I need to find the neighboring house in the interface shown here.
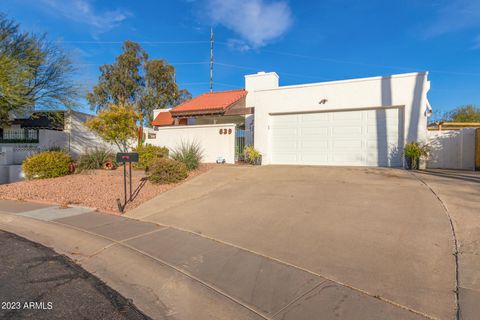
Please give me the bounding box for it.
[0,110,118,184]
[146,71,432,167]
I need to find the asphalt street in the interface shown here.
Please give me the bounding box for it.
[0,230,149,320]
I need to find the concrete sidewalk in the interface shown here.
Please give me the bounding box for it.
[413,170,480,320]
[0,200,425,320]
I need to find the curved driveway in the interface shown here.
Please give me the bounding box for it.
[128,166,457,319]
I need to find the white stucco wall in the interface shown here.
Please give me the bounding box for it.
[65,112,121,158]
[145,123,236,164]
[245,72,279,109]
[0,147,24,183]
[38,130,68,150]
[249,72,430,165]
[427,129,476,170]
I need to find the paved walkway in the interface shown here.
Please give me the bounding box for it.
[0,199,424,320]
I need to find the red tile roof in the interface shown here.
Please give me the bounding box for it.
[171,89,247,115]
[152,111,174,126]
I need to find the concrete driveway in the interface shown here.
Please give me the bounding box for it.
[128,166,459,320]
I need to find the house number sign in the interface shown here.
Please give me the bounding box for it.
[219,128,232,135]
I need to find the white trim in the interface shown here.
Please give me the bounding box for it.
[255,72,429,92]
[245,72,279,80]
[153,123,236,131]
[269,105,405,116]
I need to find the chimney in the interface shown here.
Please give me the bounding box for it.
[245,71,279,107]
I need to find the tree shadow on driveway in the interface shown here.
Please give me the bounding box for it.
[415,169,480,184]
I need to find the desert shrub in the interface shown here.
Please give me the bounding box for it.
[23,151,72,179]
[148,158,188,184]
[404,142,429,170]
[243,145,262,165]
[171,141,203,171]
[134,144,169,171]
[76,148,117,172]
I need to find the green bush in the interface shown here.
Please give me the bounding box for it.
[404,141,429,169]
[76,148,117,172]
[243,145,262,165]
[23,151,72,179]
[134,144,169,171]
[148,158,188,184]
[171,141,203,171]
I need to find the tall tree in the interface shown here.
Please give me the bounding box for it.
[87,41,147,110]
[0,14,79,126]
[87,41,191,125]
[446,105,480,122]
[140,59,192,124]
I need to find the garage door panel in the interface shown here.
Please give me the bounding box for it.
[299,113,329,122]
[332,140,362,149]
[333,112,363,120]
[272,115,298,125]
[270,108,403,167]
[300,153,329,163]
[332,153,364,163]
[300,127,329,136]
[272,140,297,151]
[332,126,362,136]
[299,140,328,149]
[271,127,298,137]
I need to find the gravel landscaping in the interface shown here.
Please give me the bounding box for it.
[0,164,215,214]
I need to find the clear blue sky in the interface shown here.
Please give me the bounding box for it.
[1,0,479,116]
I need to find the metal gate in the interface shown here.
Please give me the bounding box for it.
[235,128,245,162]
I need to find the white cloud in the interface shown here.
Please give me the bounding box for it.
[38,0,130,33]
[424,0,480,37]
[205,0,292,49]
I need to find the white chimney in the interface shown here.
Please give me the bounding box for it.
[245,71,279,107]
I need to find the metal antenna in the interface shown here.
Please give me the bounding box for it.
[210,28,214,93]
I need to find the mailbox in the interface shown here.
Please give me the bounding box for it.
[116,152,139,163]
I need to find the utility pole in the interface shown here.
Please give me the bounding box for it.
[210,28,214,93]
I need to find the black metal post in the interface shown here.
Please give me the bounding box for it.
[123,162,127,207]
[129,162,132,201]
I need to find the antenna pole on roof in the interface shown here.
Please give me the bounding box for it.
[210,28,214,93]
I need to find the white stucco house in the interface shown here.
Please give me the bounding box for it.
[146,71,432,167]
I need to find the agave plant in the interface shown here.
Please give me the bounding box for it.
[171,140,203,171]
[76,147,117,172]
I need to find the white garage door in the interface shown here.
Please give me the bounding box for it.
[270,108,403,166]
